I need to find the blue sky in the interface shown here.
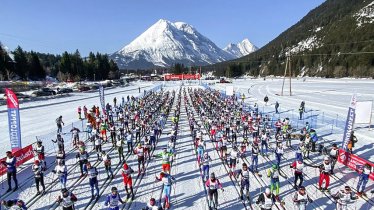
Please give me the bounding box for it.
[0,0,325,56]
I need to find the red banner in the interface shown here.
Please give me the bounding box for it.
[338,149,374,181]
[0,144,34,176]
[164,74,201,81]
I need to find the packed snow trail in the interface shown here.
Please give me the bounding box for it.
[166,90,207,210]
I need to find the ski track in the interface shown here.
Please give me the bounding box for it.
[170,96,207,210]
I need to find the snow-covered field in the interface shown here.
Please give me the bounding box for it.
[0,79,373,210]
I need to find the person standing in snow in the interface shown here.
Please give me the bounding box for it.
[52,134,65,153]
[333,186,358,210]
[267,164,280,200]
[1,151,18,192]
[293,186,313,210]
[141,198,160,210]
[121,161,135,201]
[76,149,89,177]
[275,101,279,114]
[104,187,125,210]
[200,152,212,181]
[86,162,99,199]
[52,160,68,189]
[234,163,251,201]
[154,148,173,174]
[56,116,65,133]
[1,199,27,210]
[356,163,372,197]
[251,142,260,173]
[83,105,88,119]
[34,140,46,170]
[116,136,125,162]
[156,172,176,209]
[32,160,46,195]
[329,143,339,173]
[312,156,332,192]
[56,188,77,210]
[256,188,276,210]
[77,106,82,120]
[102,151,114,179]
[205,172,224,210]
[290,159,304,189]
[133,143,146,175]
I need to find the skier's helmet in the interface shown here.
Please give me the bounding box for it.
[272,164,277,169]
[111,187,118,192]
[324,156,330,161]
[265,188,271,195]
[34,160,40,165]
[210,172,215,179]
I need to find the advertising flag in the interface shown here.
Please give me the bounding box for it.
[5,88,22,152]
[342,94,357,150]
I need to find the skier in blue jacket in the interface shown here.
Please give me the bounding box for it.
[104,187,125,210]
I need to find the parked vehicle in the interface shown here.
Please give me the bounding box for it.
[78,85,90,92]
[57,88,73,94]
[32,88,56,96]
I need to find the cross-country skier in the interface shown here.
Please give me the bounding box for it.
[329,143,338,174]
[274,143,284,167]
[102,151,114,179]
[1,199,27,210]
[56,116,64,133]
[76,149,89,177]
[333,186,358,210]
[32,160,46,195]
[104,187,125,210]
[205,172,224,210]
[200,152,212,181]
[154,148,173,174]
[256,188,276,210]
[141,198,160,210]
[290,159,304,189]
[267,164,280,199]
[116,136,125,162]
[156,171,176,209]
[313,156,332,192]
[77,106,82,119]
[52,160,68,189]
[57,188,77,210]
[70,127,81,147]
[134,143,145,175]
[121,161,135,201]
[126,132,133,154]
[86,162,99,199]
[293,186,313,210]
[229,146,240,176]
[251,142,260,173]
[1,151,18,192]
[52,133,65,152]
[234,163,251,202]
[356,163,372,197]
[34,140,46,170]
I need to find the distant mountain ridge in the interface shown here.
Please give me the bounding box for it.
[223,39,258,57]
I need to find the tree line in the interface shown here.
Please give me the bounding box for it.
[0,44,119,81]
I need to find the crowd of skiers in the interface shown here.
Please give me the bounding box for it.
[181,87,371,210]
[1,88,180,210]
[1,84,372,210]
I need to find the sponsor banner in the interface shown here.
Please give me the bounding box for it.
[0,144,34,176]
[99,85,106,115]
[5,88,22,152]
[341,94,357,150]
[355,101,373,124]
[164,74,200,80]
[338,149,374,181]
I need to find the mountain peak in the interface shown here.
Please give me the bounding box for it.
[223,38,258,58]
[111,19,234,69]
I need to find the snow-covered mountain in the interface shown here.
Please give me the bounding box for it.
[223,39,258,58]
[111,19,235,69]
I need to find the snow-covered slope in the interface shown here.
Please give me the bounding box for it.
[223,38,258,58]
[111,19,235,69]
